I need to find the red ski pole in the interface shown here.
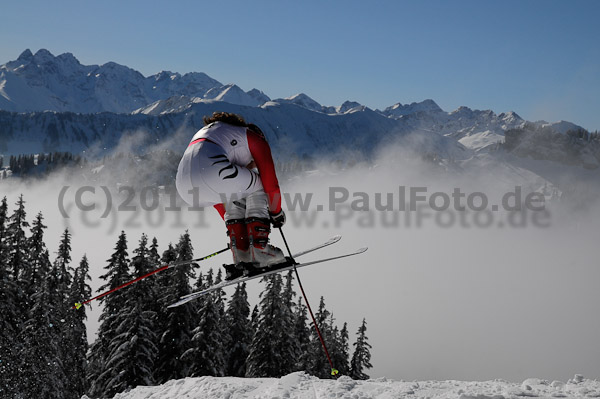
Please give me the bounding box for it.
[71,246,229,310]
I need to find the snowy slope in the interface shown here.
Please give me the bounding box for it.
[536,120,584,134]
[202,84,265,107]
[274,93,327,113]
[381,99,444,117]
[83,372,600,399]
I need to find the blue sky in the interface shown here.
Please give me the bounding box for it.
[1,0,599,130]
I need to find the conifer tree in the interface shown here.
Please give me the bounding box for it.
[349,318,373,380]
[148,237,161,272]
[2,195,30,392]
[279,271,300,374]
[293,297,311,372]
[146,237,162,321]
[224,282,252,377]
[154,234,197,383]
[184,268,226,377]
[250,304,259,332]
[0,196,8,243]
[19,211,69,397]
[87,231,131,398]
[6,194,30,282]
[21,276,67,398]
[100,234,158,396]
[214,268,227,317]
[0,199,21,397]
[213,268,231,362]
[54,228,74,291]
[246,273,296,377]
[334,322,350,375]
[25,212,52,297]
[325,317,350,377]
[65,255,92,398]
[307,296,334,378]
[52,228,75,396]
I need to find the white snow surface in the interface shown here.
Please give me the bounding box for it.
[458,130,505,150]
[82,372,600,399]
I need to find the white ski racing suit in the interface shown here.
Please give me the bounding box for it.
[176,121,282,221]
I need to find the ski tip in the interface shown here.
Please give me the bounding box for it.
[167,301,184,309]
[72,302,82,310]
[330,234,342,242]
[357,247,368,254]
[167,295,196,309]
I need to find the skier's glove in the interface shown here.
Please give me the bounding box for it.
[270,210,286,228]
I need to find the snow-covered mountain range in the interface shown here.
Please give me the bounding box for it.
[0,49,221,114]
[0,49,595,170]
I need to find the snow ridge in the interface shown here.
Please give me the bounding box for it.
[84,372,600,399]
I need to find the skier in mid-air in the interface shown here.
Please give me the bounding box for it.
[73,112,365,310]
[176,112,287,280]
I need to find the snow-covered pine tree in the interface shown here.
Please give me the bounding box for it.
[326,318,350,377]
[54,228,74,291]
[224,282,252,377]
[6,194,30,283]
[20,274,68,398]
[183,268,226,377]
[24,212,52,298]
[147,237,162,300]
[65,254,92,398]
[246,273,296,377]
[0,196,8,252]
[279,271,300,375]
[246,274,281,377]
[148,237,161,266]
[149,236,160,260]
[306,296,334,378]
[293,296,311,372]
[250,304,259,331]
[71,255,92,312]
[154,233,197,383]
[214,268,227,317]
[87,231,131,398]
[52,228,76,396]
[19,210,70,397]
[0,197,22,397]
[2,195,33,393]
[146,237,162,327]
[333,322,350,375]
[214,268,232,369]
[99,233,158,396]
[349,318,373,380]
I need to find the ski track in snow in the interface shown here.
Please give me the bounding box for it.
[83,372,600,399]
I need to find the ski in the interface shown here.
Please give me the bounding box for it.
[176,235,341,302]
[292,234,341,258]
[71,236,342,310]
[167,246,368,308]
